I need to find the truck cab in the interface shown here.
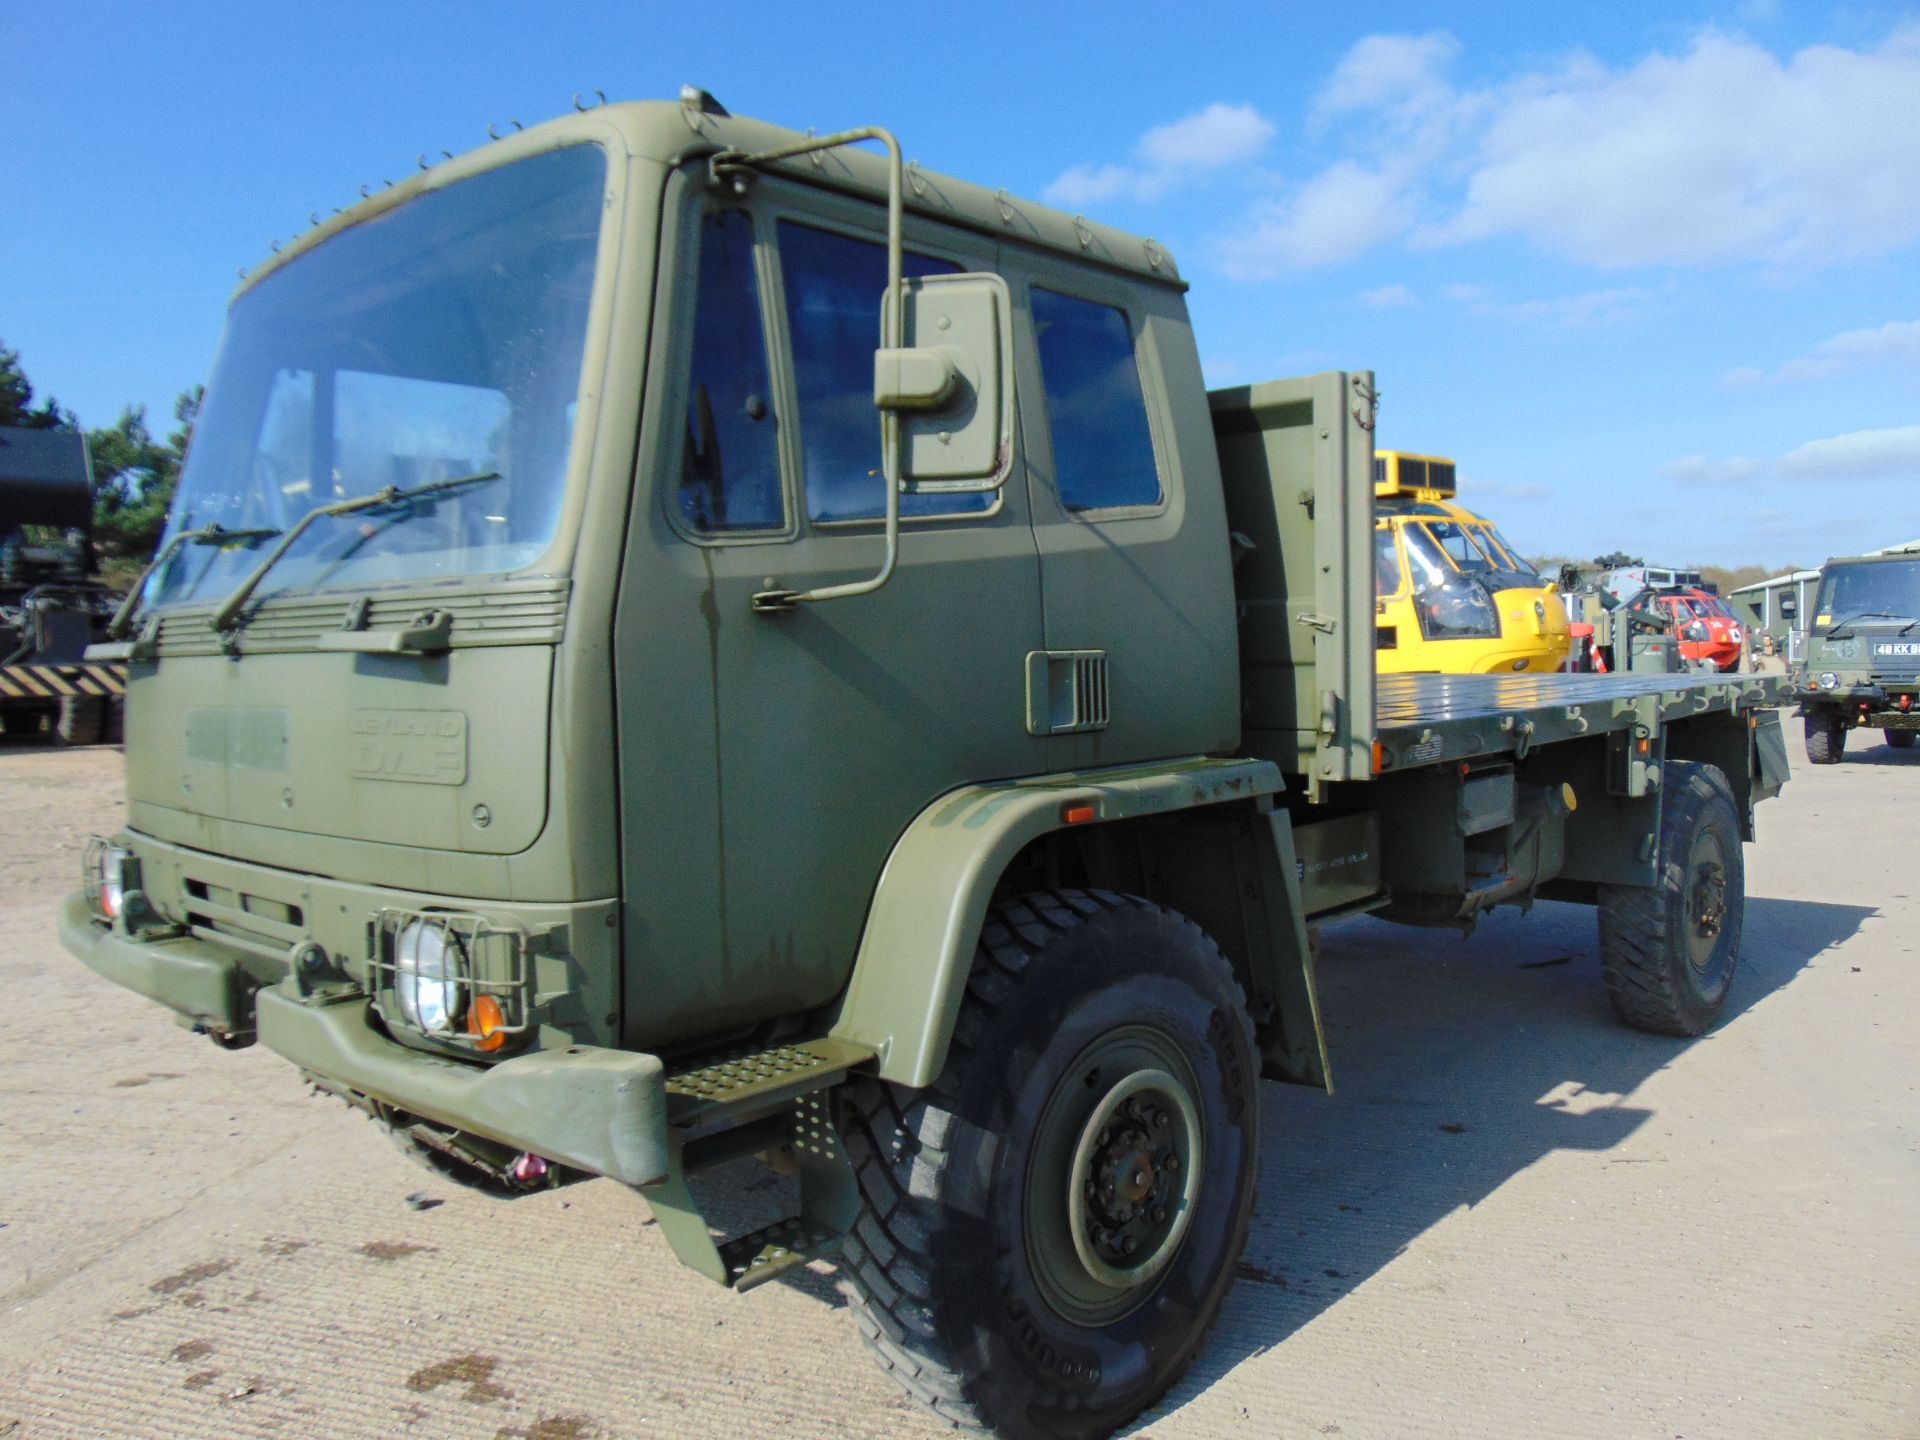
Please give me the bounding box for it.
[1794,548,1920,762]
[1371,451,1570,674]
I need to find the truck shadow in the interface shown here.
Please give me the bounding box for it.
[1137,891,1873,1427]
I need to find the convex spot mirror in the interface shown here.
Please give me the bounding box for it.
[873,272,1013,491]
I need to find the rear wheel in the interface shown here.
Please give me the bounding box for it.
[1885,729,1915,750]
[54,694,106,746]
[1804,713,1845,765]
[1598,761,1744,1036]
[835,890,1258,1440]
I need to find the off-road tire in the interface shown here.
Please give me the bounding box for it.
[1804,713,1845,765]
[54,694,106,747]
[1885,729,1915,750]
[1598,761,1744,1036]
[835,889,1259,1440]
[104,696,126,747]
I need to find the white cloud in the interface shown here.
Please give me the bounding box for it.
[1042,103,1274,207]
[1664,424,1920,485]
[1220,163,1408,276]
[1433,32,1920,266]
[1359,283,1417,310]
[1444,282,1652,327]
[1220,26,1920,274]
[1317,32,1461,119]
[1726,318,1920,385]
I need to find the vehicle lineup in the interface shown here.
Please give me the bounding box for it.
[66,95,1803,1439]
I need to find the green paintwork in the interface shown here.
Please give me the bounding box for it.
[829,756,1283,1087]
[62,97,1793,1311]
[1210,373,1378,793]
[256,987,670,1187]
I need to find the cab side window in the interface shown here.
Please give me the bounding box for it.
[680,209,782,533]
[775,220,978,522]
[1030,287,1162,513]
[1375,527,1405,597]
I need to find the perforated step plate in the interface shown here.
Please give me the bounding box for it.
[663,1037,874,1129]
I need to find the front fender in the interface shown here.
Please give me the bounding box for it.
[827,755,1283,1087]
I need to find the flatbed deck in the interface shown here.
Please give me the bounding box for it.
[1373,671,1792,771]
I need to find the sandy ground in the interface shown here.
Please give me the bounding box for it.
[0,728,1914,1440]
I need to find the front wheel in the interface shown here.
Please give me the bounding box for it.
[836,890,1259,1440]
[1804,712,1845,765]
[1885,729,1916,750]
[1598,761,1745,1036]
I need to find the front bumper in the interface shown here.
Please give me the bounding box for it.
[59,892,670,1186]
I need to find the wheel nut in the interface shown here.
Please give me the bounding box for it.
[1152,1109,1169,1131]
[1151,1205,1167,1223]
[1096,1127,1111,1146]
[1120,1234,1137,1256]
[1085,1181,1098,1202]
[1164,1153,1180,1173]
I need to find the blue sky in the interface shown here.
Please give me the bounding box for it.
[5,0,1918,570]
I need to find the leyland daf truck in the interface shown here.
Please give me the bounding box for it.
[66,92,1792,1440]
[1792,545,1920,762]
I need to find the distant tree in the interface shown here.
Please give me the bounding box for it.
[89,386,202,560]
[0,339,75,430]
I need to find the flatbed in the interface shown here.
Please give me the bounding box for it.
[1374,671,1793,770]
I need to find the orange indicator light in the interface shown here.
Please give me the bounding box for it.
[1063,804,1097,826]
[469,994,507,1052]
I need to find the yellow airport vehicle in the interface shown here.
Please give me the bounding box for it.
[1373,451,1570,674]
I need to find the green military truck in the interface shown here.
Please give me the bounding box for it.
[1790,546,1920,763]
[65,94,1792,1440]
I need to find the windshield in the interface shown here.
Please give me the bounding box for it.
[1484,527,1539,576]
[149,144,606,609]
[1815,559,1920,627]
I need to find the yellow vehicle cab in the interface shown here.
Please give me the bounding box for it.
[1373,451,1571,674]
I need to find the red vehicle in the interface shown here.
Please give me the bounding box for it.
[1656,588,1745,671]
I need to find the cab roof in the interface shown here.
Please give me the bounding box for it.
[240,94,1188,299]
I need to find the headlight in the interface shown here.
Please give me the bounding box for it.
[1819,672,1840,690]
[394,920,466,1034]
[100,846,127,920]
[85,837,133,923]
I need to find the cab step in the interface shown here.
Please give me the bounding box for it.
[644,1043,869,1290]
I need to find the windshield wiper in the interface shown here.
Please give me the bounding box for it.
[1825,609,1907,638]
[105,523,283,638]
[208,471,499,633]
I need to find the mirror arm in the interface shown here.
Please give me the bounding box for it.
[717,128,907,615]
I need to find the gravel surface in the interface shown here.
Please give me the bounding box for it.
[0,730,1914,1440]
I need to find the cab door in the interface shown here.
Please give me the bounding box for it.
[1002,253,1239,771]
[612,167,1045,1050]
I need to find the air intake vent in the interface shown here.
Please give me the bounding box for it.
[1025,650,1111,736]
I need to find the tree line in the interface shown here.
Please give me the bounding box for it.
[1,337,198,568]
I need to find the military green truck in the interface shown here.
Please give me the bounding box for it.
[65,94,1792,1440]
[1790,545,1920,763]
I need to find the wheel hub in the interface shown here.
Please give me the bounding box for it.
[1026,1031,1206,1326]
[1684,827,1731,974]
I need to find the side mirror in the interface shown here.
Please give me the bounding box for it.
[1778,596,1798,619]
[874,272,1013,490]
